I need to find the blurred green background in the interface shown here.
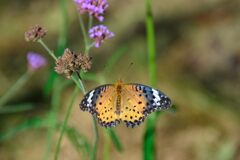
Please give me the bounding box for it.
[0,0,240,160]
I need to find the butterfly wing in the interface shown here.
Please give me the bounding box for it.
[120,84,171,128]
[80,85,120,127]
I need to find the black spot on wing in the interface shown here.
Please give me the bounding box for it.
[79,84,111,115]
[127,83,172,115]
[123,117,145,128]
[97,117,120,128]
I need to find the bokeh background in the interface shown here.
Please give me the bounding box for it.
[1,0,240,160]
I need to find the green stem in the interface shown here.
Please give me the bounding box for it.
[145,0,157,86]
[144,0,158,160]
[76,11,99,160]
[78,14,89,53]
[71,75,82,90]
[44,77,62,160]
[54,86,79,160]
[90,117,99,160]
[57,0,68,56]
[88,14,93,31]
[103,129,110,160]
[79,78,98,160]
[78,77,86,94]
[38,39,58,61]
[0,70,33,107]
[75,72,98,160]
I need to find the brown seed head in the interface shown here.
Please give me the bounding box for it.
[76,54,92,72]
[55,48,92,79]
[25,25,47,42]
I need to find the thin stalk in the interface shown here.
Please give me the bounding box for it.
[145,0,157,85]
[90,117,99,160]
[78,14,89,53]
[75,8,99,160]
[57,0,68,55]
[103,129,110,160]
[87,14,93,54]
[88,14,93,31]
[0,70,33,107]
[76,72,86,94]
[44,78,62,160]
[71,75,82,90]
[144,0,158,160]
[54,86,79,160]
[38,39,57,61]
[75,72,98,160]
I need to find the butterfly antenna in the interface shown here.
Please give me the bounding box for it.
[119,62,134,81]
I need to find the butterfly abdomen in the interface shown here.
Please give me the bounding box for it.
[115,83,122,115]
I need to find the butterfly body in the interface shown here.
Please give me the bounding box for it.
[80,80,171,128]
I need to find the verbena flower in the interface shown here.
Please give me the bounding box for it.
[55,48,92,79]
[27,52,47,70]
[74,0,109,22]
[89,25,114,48]
[25,25,47,42]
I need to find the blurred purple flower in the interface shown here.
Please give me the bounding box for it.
[89,25,114,48]
[74,0,109,22]
[27,52,47,70]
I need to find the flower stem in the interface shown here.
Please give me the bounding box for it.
[44,77,61,160]
[76,72,87,94]
[75,72,98,160]
[145,0,157,85]
[76,10,98,160]
[88,14,93,31]
[78,14,89,53]
[144,0,158,160]
[38,39,58,61]
[90,117,99,160]
[54,86,79,160]
[0,70,33,107]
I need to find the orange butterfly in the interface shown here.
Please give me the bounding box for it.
[80,80,171,128]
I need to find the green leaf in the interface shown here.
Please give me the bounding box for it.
[66,127,92,159]
[0,117,45,141]
[107,128,123,152]
[0,103,34,114]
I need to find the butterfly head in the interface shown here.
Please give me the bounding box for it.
[115,79,123,87]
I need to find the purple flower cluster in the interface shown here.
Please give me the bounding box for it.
[27,52,47,70]
[89,25,114,48]
[74,0,109,22]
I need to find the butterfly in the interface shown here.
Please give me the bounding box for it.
[80,80,172,128]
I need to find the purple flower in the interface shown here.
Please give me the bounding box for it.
[89,25,114,48]
[74,0,109,22]
[27,52,47,70]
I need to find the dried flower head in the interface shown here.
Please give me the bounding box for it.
[55,48,92,79]
[74,0,109,22]
[89,25,114,48]
[27,52,47,70]
[25,25,47,42]
[76,54,92,72]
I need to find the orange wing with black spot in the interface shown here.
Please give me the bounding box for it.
[120,84,172,128]
[80,85,120,127]
[80,83,172,128]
